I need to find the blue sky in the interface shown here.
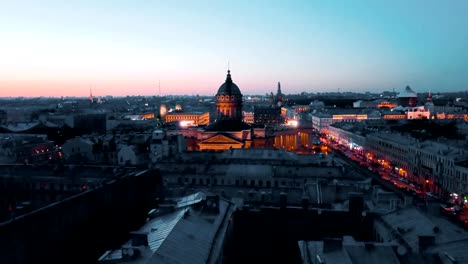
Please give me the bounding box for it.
[0,0,467,96]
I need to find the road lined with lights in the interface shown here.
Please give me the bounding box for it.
[323,137,468,229]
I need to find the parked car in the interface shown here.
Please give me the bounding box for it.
[399,177,409,184]
[440,204,461,218]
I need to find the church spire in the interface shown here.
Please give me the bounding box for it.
[427,90,433,102]
[89,86,93,103]
[276,82,283,107]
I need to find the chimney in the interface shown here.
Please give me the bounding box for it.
[204,195,220,214]
[130,231,148,247]
[121,246,141,260]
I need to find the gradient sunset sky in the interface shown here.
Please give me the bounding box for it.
[1,0,467,97]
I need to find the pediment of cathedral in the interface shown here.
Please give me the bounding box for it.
[198,134,244,151]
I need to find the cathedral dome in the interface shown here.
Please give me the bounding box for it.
[216,70,242,96]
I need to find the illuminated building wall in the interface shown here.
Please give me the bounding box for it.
[274,133,298,151]
[406,106,430,120]
[281,107,288,117]
[165,112,210,126]
[366,133,412,179]
[273,128,315,151]
[328,124,366,152]
[382,114,406,120]
[242,111,254,124]
[377,101,397,109]
[293,105,311,114]
[312,114,371,133]
[160,104,167,118]
[436,113,467,120]
[407,141,468,195]
[366,132,468,195]
[139,113,155,120]
[332,114,368,120]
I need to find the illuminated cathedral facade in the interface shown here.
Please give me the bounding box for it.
[168,70,275,151]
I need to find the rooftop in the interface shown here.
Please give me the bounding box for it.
[299,236,400,264]
[377,207,468,254]
[99,192,236,264]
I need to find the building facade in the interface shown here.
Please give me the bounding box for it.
[164,112,210,126]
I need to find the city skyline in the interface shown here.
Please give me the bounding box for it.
[1,1,468,97]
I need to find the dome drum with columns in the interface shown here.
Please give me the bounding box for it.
[216,70,243,120]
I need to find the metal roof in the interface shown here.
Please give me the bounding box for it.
[148,199,234,264]
[174,192,204,209]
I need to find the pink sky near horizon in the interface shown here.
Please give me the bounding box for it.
[0,71,313,97]
[0,79,215,97]
[0,77,286,97]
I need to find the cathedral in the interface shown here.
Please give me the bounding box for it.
[169,70,274,151]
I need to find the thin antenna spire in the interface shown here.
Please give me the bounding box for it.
[228,60,230,71]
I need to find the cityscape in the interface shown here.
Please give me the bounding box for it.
[1,1,468,264]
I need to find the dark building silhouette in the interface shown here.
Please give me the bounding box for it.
[253,82,284,125]
[254,105,283,125]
